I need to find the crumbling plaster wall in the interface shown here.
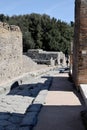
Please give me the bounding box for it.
[0,22,23,84]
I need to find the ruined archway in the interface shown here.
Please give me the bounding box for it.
[72,0,87,87]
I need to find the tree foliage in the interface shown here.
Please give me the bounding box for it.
[0,13,74,53]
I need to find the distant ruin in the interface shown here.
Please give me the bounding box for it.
[0,21,66,84]
[26,49,66,66]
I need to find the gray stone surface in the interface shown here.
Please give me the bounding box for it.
[8,115,23,124]
[0,126,4,130]
[0,95,33,113]
[0,120,12,126]
[27,104,42,112]
[21,112,38,126]
[19,126,31,130]
[39,90,48,95]
[0,113,10,120]
[6,124,18,130]
[0,68,56,130]
[26,49,66,66]
[34,95,46,104]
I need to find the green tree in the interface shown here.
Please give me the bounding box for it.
[0,13,74,53]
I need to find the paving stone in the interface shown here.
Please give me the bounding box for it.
[45,78,52,86]
[5,124,18,130]
[8,115,23,124]
[9,88,20,95]
[0,106,14,113]
[21,112,38,126]
[0,120,12,126]
[11,113,24,118]
[34,95,46,104]
[42,85,49,90]
[27,104,42,112]
[19,126,31,130]
[17,90,31,96]
[29,87,41,97]
[0,126,4,130]
[18,84,28,90]
[38,90,48,95]
[0,113,10,120]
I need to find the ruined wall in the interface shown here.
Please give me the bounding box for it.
[26,49,66,66]
[0,22,22,84]
[73,0,87,86]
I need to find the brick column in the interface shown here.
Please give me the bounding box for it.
[73,0,87,87]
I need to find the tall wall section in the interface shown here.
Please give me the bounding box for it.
[73,0,87,87]
[0,22,23,84]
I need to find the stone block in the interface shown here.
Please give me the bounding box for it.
[5,124,18,130]
[19,126,31,130]
[27,104,42,112]
[0,126,4,130]
[8,115,23,124]
[21,112,38,126]
[34,94,46,104]
[0,113,10,120]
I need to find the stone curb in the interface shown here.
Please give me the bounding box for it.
[80,84,87,105]
[0,66,55,130]
[19,77,53,130]
[20,112,38,126]
[26,104,42,113]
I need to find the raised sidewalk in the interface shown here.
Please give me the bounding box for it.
[33,73,85,130]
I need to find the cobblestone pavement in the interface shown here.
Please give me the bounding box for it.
[0,68,57,130]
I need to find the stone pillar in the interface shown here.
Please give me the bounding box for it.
[73,0,87,87]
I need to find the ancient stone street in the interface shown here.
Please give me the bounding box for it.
[0,68,85,130]
[33,71,86,130]
[0,68,56,130]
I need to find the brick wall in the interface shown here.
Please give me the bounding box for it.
[73,0,87,87]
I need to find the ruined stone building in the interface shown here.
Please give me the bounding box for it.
[26,49,66,66]
[0,22,22,84]
[0,22,37,84]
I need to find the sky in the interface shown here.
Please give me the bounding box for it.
[0,0,75,23]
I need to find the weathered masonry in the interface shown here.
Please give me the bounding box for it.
[73,0,87,87]
[0,22,23,84]
[26,49,66,66]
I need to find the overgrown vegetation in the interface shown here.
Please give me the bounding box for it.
[0,13,74,53]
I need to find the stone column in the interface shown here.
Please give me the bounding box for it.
[73,0,87,87]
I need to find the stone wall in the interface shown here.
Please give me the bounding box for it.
[0,22,23,84]
[26,49,66,66]
[73,0,87,87]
